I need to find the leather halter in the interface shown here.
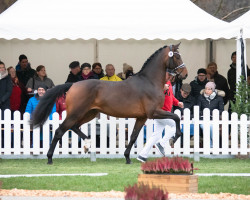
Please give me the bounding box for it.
[166,45,186,76]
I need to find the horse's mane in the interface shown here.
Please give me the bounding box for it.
[135,45,168,75]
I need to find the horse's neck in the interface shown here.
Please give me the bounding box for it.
[140,56,166,89]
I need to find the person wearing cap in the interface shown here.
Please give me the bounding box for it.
[174,83,195,147]
[25,84,56,120]
[100,64,122,81]
[197,81,224,148]
[65,61,82,83]
[81,63,99,80]
[174,83,195,116]
[206,62,229,105]
[190,68,208,100]
[25,84,56,147]
[137,72,184,162]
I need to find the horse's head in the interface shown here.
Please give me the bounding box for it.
[165,43,188,80]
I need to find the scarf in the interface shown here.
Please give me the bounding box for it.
[204,91,216,103]
[0,70,8,80]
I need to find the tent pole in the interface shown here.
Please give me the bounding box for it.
[236,29,247,83]
[209,39,213,62]
[94,39,99,62]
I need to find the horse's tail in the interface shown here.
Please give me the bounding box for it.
[32,83,73,127]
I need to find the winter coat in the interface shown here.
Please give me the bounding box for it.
[16,68,36,86]
[93,70,104,79]
[162,81,179,112]
[190,77,208,99]
[65,71,82,83]
[56,94,66,120]
[100,74,122,81]
[81,71,99,80]
[9,79,27,114]
[174,91,195,116]
[211,71,229,105]
[25,94,56,120]
[0,72,12,110]
[26,75,55,92]
[227,64,250,101]
[197,89,224,119]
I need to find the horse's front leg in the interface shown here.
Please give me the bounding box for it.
[152,109,182,145]
[124,118,147,164]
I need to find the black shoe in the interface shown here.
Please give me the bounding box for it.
[137,155,147,163]
[155,142,165,156]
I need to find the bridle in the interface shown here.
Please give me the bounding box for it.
[166,45,186,77]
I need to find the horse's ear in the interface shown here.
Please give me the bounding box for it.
[174,42,181,50]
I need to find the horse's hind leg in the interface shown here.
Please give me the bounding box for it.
[71,125,91,153]
[47,123,68,164]
[124,118,147,164]
[71,109,99,153]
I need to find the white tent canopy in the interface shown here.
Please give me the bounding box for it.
[0,0,239,40]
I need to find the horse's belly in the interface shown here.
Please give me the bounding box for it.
[94,103,146,118]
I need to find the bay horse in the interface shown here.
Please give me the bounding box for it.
[32,43,188,164]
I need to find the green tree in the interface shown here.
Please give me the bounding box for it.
[230,76,250,116]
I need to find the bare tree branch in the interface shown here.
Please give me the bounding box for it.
[214,0,223,16]
[221,6,250,20]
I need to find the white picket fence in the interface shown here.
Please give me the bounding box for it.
[0,106,249,159]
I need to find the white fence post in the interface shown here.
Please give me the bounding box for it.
[193,106,200,161]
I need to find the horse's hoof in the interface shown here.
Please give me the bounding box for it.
[125,157,132,164]
[126,160,132,164]
[47,160,53,165]
[84,139,91,153]
[47,158,53,165]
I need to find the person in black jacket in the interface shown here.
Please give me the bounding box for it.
[190,68,208,101]
[206,62,229,105]
[227,51,250,103]
[197,82,224,148]
[174,83,195,116]
[0,61,13,119]
[16,54,36,86]
[65,61,82,83]
[174,83,195,147]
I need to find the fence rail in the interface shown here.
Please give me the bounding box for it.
[0,106,249,158]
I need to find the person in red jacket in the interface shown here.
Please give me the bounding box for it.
[56,94,66,120]
[137,72,184,162]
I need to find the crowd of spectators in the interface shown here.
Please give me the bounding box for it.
[0,51,250,149]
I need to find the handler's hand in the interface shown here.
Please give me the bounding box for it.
[164,84,169,90]
[178,102,184,108]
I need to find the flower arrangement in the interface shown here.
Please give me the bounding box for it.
[141,157,195,174]
[124,183,168,200]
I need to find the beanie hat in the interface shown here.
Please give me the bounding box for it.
[181,83,191,93]
[37,83,47,91]
[81,63,91,70]
[197,68,207,75]
[69,61,80,69]
[205,82,216,91]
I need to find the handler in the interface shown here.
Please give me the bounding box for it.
[137,72,184,162]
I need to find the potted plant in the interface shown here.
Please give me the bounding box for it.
[124,183,168,200]
[137,157,198,193]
